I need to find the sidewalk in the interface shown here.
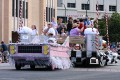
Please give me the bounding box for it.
[0,63,10,66]
[0,63,14,69]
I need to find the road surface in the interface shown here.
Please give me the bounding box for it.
[0,61,120,80]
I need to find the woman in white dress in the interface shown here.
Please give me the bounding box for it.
[31,25,38,36]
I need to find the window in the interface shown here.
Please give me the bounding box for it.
[96,5,104,11]
[57,0,63,7]
[109,6,116,11]
[23,1,25,18]
[12,0,28,19]
[46,7,55,22]
[67,3,76,8]
[26,2,28,19]
[81,4,90,10]
[12,0,14,16]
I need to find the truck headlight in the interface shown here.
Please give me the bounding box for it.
[44,45,49,55]
[10,45,16,54]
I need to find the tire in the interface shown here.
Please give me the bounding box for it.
[30,65,35,69]
[73,63,79,67]
[99,56,106,67]
[47,65,55,71]
[105,59,109,66]
[15,63,21,70]
[82,59,89,67]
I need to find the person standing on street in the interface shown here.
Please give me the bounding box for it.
[57,18,66,35]
[1,41,9,63]
[67,17,73,35]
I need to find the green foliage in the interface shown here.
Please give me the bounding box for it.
[98,12,120,42]
[108,13,120,42]
[98,18,106,36]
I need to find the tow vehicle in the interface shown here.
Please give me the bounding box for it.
[9,32,71,70]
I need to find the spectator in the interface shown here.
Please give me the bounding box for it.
[52,17,58,35]
[61,28,67,37]
[43,22,56,37]
[78,18,86,36]
[73,19,78,23]
[52,17,58,29]
[67,17,73,35]
[70,23,84,36]
[57,18,65,35]
[84,17,97,28]
[1,41,9,63]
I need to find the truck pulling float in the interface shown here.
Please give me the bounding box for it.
[9,31,71,70]
[9,27,118,70]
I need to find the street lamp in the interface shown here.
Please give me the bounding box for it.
[61,3,67,23]
[116,0,117,12]
[86,0,90,17]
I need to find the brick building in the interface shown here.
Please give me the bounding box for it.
[0,0,57,43]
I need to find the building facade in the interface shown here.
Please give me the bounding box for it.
[0,0,57,43]
[57,0,120,20]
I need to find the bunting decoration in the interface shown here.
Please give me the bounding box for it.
[95,1,99,50]
[19,0,23,29]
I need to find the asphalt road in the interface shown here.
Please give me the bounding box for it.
[0,61,120,80]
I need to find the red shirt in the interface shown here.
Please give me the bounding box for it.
[78,23,86,32]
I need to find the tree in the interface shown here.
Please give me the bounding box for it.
[98,18,106,36]
[98,13,120,43]
[108,13,120,42]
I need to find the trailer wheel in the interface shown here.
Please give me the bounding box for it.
[30,65,35,69]
[15,63,21,70]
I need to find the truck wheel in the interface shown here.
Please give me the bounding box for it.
[30,65,35,69]
[47,65,55,71]
[73,63,78,67]
[15,63,21,70]
[99,56,106,67]
[82,59,89,67]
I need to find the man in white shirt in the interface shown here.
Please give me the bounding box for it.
[43,22,56,37]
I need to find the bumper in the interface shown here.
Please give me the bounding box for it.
[10,53,50,66]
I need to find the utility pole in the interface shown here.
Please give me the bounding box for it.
[86,0,90,17]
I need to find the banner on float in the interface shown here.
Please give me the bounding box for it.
[69,36,85,44]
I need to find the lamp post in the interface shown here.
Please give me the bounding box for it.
[86,0,90,17]
[116,0,117,12]
[61,3,67,23]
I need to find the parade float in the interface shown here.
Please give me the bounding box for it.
[9,27,71,70]
[68,6,118,67]
[68,27,118,67]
